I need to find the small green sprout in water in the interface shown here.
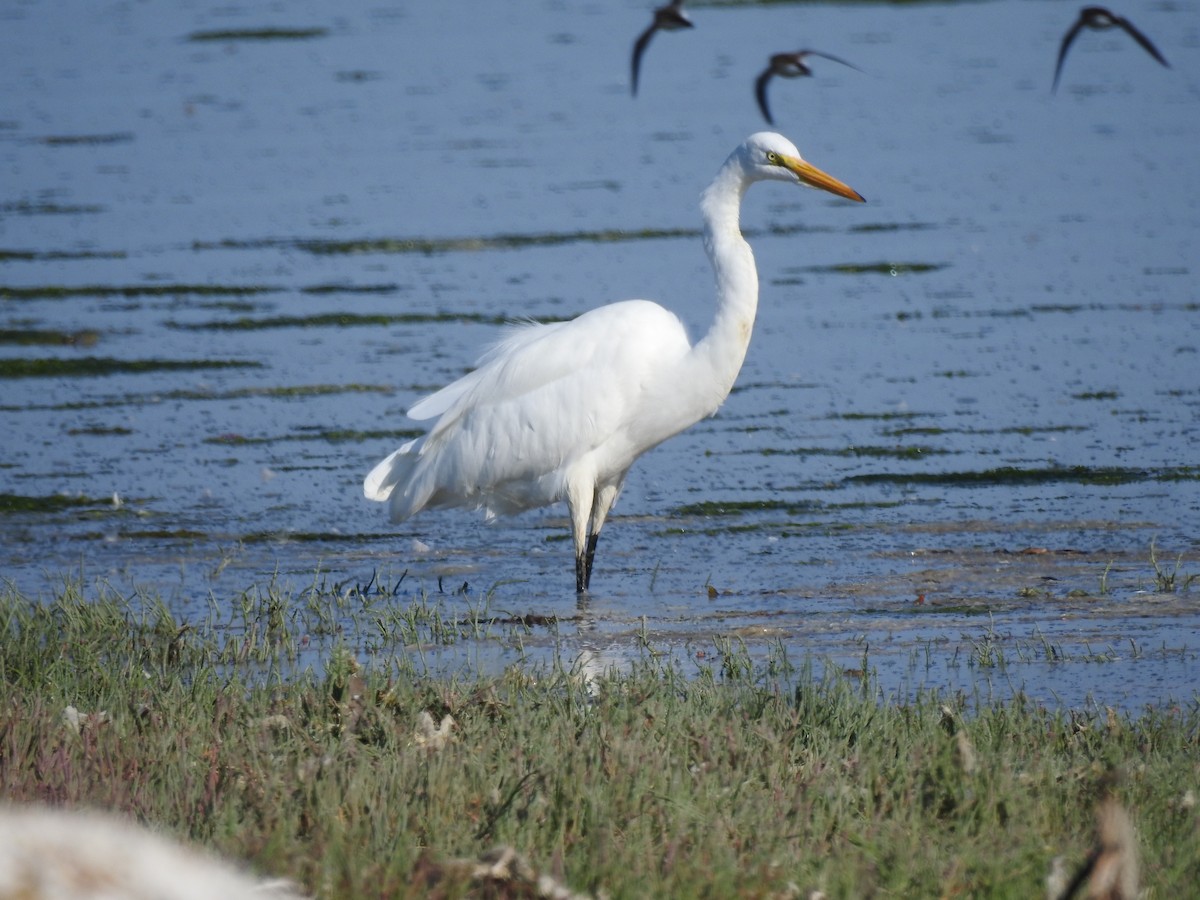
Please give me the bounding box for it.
[1149,537,1197,593]
[1099,559,1116,596]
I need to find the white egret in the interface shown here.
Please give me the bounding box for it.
[364,132,864,593]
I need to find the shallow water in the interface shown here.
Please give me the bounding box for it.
[2,0,1198,711]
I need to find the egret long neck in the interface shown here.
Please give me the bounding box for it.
[692,163,758,405]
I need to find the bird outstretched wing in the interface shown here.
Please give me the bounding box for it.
[1053,16,1090,91]
[395,301,690,517]
[754,68,776,125]
[804,50,861,72]
[631,24,658,96]
[1054,7,1170,92]
[1113,14,1169,68]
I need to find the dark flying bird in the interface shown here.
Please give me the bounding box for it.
[755,50,861,125]
[631,0,694,97]
[1053,6,1170,92]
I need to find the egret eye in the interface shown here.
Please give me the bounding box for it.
[766,151,779,164]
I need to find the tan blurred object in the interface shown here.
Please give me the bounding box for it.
[1048,798,1139,900]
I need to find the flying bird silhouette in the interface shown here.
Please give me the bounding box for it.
[1053,6,1170,92]
[364,133,864,594]
[755,50,861,125]
[631,0,693,96]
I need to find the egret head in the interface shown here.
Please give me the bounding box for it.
[739,132,864,202]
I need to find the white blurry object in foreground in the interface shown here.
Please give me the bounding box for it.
[0,804,307,900]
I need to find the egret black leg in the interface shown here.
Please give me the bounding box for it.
[575,553,588,594]
[583,533,600,590]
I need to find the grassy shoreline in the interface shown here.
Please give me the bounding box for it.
[2,581,1197,897]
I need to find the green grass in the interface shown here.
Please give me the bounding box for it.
[1,579,1197,898]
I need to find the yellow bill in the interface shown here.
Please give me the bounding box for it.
[782,155,865,203]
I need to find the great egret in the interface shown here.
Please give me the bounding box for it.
[364,132,864,593]
[631,0,693,97]
[1053,6,1169,93]
[754,51,862,126]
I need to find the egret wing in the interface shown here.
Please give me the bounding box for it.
[407,319,568,422]
[409,301,690,511]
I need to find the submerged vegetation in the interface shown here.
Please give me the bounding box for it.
[0,383,394,414]
[168,311,522,332]
[0,492,116,513]
[0,284,281,301]
[186,28,330,42]
[845,464,1199,487]
[1,580,1197,898]
[204,426,422,447]
[0,327,101,347]
[0,356,260,379]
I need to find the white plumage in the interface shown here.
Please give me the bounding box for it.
[365,132,864,592]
